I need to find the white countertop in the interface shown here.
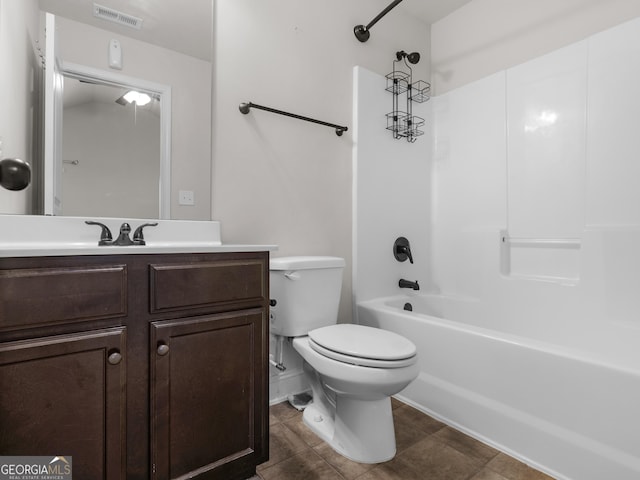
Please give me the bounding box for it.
[0,214,277,257]
[0,243,277,258]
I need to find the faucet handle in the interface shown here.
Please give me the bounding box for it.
[132,222,158,245]
[85,221,113,246]
[394,237,414,264]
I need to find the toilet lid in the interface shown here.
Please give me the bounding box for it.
[308,324,417,368]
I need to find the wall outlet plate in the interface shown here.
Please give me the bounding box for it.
[178,190,195,206]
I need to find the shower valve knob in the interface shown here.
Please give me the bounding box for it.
[394,237,414,264]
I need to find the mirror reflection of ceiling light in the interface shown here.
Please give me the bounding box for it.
[123,90,152,106]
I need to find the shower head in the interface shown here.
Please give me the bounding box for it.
[396,50,420,64]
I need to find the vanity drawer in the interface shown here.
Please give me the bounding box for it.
[0,265,127,331]
[149,259,266,313]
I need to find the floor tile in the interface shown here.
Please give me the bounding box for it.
[393,404,446,436]
[432,426,500,464]
[391,404,447,456]
[393,436,483,479]
[261,400,554,480]
[270,400,301,423]
[258,449,344,480]
[392,413,430,454]
[486,453,555,480]
[313,441,376,479]
[283,413,324,447]
[353,460,424,480]
[258,422,308,470]
[469,468,511,480]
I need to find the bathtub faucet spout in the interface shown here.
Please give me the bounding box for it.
[399,279,420,290]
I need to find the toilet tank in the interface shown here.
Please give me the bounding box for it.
[269,256,345,337]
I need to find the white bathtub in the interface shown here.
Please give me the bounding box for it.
[357,294,640,480]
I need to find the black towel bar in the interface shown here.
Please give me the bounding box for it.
[239,102,348,137]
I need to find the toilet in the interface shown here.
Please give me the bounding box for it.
[269,256,419,464]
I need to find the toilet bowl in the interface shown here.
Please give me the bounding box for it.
[292,324,418,463]
[269,256,419,463]
[297,323,418,397]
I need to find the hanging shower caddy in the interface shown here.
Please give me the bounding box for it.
[386,51,430,142]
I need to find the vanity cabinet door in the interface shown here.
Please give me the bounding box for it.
[0,327,126,480]
[150,309,268,480]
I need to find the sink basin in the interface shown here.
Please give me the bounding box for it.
[0,215,275,257]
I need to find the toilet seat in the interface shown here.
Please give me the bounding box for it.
[308,324,417,368]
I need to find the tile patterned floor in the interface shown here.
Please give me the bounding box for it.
[257,398,555,480]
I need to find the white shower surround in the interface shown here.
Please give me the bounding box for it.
[353,15,640,480]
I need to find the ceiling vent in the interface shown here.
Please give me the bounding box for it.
[93,3,143,30]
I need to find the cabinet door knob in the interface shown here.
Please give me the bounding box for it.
[107,350,122,365]
[157,343,170,356]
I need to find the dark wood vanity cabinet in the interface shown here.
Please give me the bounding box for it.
[150,310,265,480]
[0,251,269,480]
[0,327,127,479]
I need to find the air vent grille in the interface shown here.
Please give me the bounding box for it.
[93,3,143,30]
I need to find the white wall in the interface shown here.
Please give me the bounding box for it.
[431,0,640,94]
[54,17,212,220]
[212,1,430,403]
[0,0,40,213]
[212,0,430,324]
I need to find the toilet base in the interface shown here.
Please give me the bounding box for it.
[302,396,396,464]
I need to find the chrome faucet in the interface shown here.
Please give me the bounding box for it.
[399,279,419,290]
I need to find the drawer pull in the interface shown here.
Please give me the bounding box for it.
[157,343,170,356]
[107,350,123,365]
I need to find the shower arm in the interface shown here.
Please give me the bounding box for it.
[354,0,404,42]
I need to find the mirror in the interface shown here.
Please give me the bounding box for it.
[52,60,171,218]
[0,0,213,219]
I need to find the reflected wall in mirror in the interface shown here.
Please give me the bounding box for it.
[0,0,213,220]
[59,71,166,218]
